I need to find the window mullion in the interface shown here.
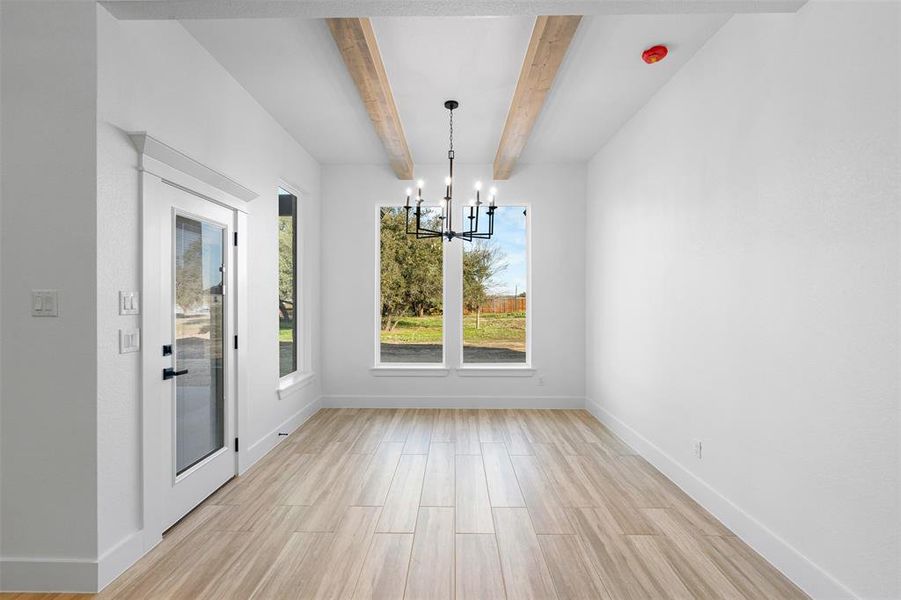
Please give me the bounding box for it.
[444,228,464,370]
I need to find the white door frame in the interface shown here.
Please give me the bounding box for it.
[135,133,253,551]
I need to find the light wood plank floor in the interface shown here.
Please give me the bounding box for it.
[1,409,809,599]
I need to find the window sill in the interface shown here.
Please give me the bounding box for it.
[277,371,316,399]
[370,366,450,377]
[456,366,536,377]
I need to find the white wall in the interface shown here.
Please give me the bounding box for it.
[585,2,900,599]
[0,1,100,590]
[94,5,321,586]
[0,0,4,579]
[321,163,585,406]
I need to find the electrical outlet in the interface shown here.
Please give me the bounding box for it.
[692,440,703,460]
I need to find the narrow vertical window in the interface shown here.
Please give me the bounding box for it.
[462,206,528,364]
[379,207,444,364]
[278,188,298,377]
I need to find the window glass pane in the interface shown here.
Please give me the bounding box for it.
[278,189,297,377]
[462,206,527,364]
[379,206,443,363]
[174,215,225,474]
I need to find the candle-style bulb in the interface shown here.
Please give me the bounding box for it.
[468,198,476,206]
[406,187,412,196]
[475,181,482,191]
[445,176,452,186]
[417,179,425,189]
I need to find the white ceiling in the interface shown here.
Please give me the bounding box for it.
[522,13,730,162]
[372,17,534,164]
[182,18,386,164]
[109,1,805,20]
[184,13,730,167]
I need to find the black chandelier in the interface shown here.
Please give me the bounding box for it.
[404,100,496,242]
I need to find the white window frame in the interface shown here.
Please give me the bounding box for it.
[458,202,533,372]
[371,202,534,377]
[277,182,315,397]
[373,203,449,375]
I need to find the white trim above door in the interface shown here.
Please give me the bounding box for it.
[131,132,257,206]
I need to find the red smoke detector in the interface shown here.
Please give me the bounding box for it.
[642,45,669,64]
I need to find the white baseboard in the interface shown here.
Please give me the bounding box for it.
[240,395,322,472]
[585,398,857,600]
[0,557,97,593]
[322,395,585,409]
[4,396,326,595]
[97,529,145,590]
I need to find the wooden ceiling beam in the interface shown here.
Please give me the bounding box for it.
[493,15,582,180]
[327,17,414,179]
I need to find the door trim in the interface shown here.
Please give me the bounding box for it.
[131,132,257,205]
[138,147,250,553]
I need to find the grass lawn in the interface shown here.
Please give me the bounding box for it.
[381,312,525,351]
[279,322,294,342]
[381,315,443,344]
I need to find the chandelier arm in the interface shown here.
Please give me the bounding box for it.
[404,206,415,235]
[415,215,445,236]
[416,227,444,236]
[482,206,495,238]
[459,213,476,238]
[416,225,443,238]
[415,205,444,236]
[462,206,484,238]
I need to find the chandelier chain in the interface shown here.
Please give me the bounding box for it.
[449,108,454,153]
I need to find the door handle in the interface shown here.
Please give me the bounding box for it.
[162,367,189,380]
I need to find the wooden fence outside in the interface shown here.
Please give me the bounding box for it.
[465,295,526,315]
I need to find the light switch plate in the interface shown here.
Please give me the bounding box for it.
[119,328,141,354]
[31,290,59,317]
[119,291,140,315]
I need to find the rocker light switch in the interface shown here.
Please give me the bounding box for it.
[119,328,141,354]
[31,290,59,317]
[119,291,139,315]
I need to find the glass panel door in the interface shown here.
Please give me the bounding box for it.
[174,214,225,475]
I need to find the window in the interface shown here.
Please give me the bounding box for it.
[462,206,528,364]
[378,206,444,364]
[278,188,298,377]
